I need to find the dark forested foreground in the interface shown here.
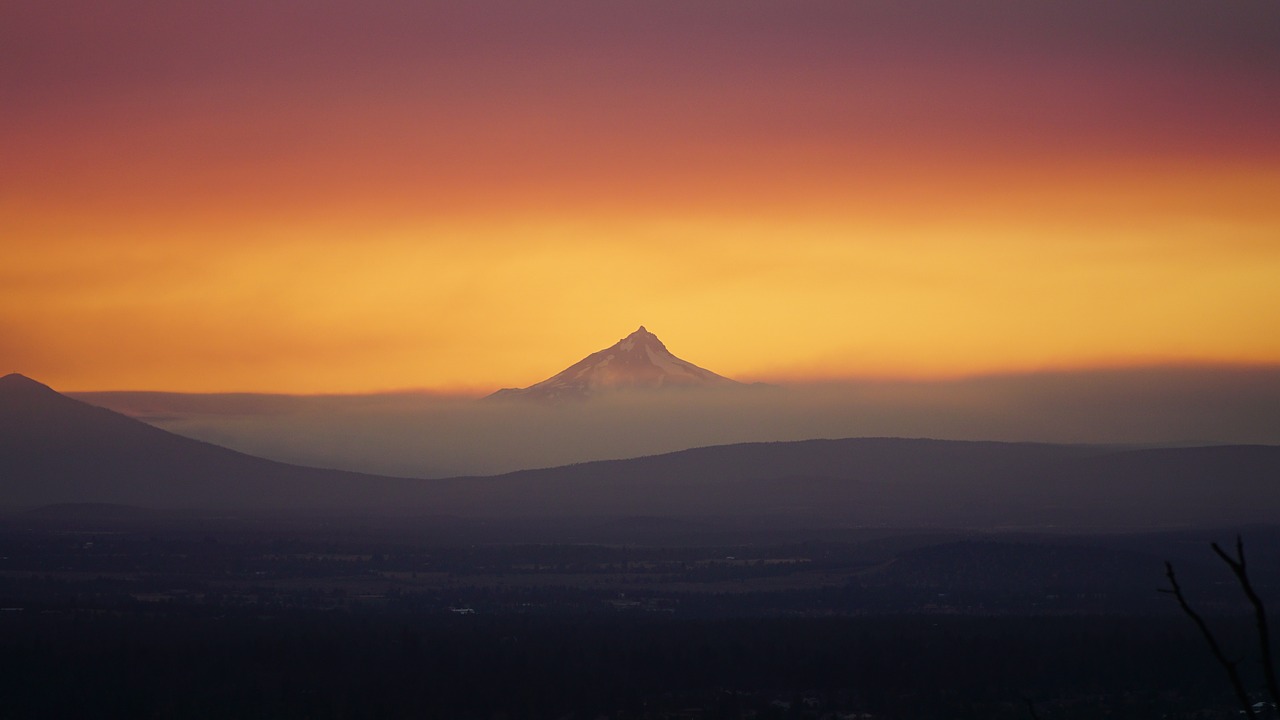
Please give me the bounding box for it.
[2,515,1278,718]
[0,610,1256,720]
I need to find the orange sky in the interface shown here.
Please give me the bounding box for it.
[3,1,1279,393]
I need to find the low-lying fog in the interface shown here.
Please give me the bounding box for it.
[75,366,1280,478]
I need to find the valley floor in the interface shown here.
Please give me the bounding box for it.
[2,514,1276,719]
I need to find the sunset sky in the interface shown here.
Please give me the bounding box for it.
[4,1,1279,393]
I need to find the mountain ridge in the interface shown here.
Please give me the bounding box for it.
[4,373,1280,529]
[0,372,429,510]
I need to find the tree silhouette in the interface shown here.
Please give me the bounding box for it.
[1162,536,1279,719]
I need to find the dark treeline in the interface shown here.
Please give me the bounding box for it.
[0,608,1252,719]
[3,516,1277,718]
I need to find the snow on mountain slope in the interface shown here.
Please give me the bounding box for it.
[488,326,739,401]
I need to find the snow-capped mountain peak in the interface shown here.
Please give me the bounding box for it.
[488,326,738,401]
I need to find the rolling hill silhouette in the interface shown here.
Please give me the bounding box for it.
[0,373,424,510]
[3,373,1279,528]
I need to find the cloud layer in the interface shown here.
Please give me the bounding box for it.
[77,366,1280,477]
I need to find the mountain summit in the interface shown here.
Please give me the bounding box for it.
[0,372,58,398]
[488,326,739,401]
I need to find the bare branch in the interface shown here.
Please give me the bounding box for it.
[1213,536,1280,710]
[1164,560,1258,718]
